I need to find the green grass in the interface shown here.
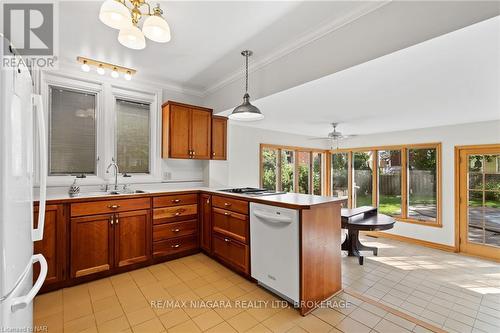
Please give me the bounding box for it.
[469,200,500,208]
[379,195,402,216]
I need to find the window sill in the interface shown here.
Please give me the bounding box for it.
[395,217,442,228]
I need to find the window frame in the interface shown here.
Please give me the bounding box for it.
[40,72,162,186]
[259,144,327,195]
[329,143,442,227]
[47,85,98,177]
[111,88,156,177]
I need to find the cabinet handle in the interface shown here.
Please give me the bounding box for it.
[224,238,230,243]
[109,216,114,225]
[172,199,181,203]
[206,199,210,204]
[212,152,216,156]
[172,228,180,233]
[174,212,181,216]
[224,212,231,216]
[171,244,180,248]
[224,202,231,207]
[115,216,119,224]
[108,204,120,209]
[192,151,196,157]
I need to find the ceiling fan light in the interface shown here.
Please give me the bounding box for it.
[228,93,264,121]
[124,71,132,80]
[81,61,90,72]
[99,0,131,30]
[142,15,171,43]
[118,25,146,50]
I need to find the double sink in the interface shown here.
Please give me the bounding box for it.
[83,189,148,197]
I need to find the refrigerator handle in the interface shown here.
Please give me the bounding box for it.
[10,254,47,312]
[32,94,47,242]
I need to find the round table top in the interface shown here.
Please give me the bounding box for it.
[341,213,396,231]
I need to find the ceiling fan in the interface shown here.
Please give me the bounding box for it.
[309,122,357,149]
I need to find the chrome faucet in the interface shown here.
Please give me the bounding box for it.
[106,158,119,191]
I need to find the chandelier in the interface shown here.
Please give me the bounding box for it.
[99,0,171,50]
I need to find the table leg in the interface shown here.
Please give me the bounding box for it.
[355,234,378,256]
[344,230,364,265]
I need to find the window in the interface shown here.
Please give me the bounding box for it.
[298,151,311,194]
[116,99,151,174]
[260,144,326,195]
[49,86,96,175]
[353,151,374,207]
[331,152,349,197]
[378,150,402,216]
[312,152,323,195]
[262,147,279,191]
[407,147,438,221]
[330,143,441,226]
[281,150,295,192]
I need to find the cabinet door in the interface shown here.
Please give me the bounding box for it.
[212,234,249,274]
[115,210,151,268]
[200,194,212,252]
[211,117,227,160]
[71,214,114,278]
[34,204,66,287]
[168,104,191,158]
[212,208,248,244]
[190,109,212,159]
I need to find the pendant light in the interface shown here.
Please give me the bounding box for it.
[229,50,264,121]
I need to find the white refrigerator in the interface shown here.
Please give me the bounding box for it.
[0,34,48,329]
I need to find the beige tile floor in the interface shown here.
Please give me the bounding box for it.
[343,235,500,333]
[33,236,499,333]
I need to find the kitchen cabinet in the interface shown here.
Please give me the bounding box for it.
[70,213,114,278]
[162,101,212,160]
[211,116,227,160]
[114,209,151,268]
[152,193,199,259]
[33,204,66,289]
[200,194,212,253]
[70,198,152,278]
[211,195,250,275]
[212,233,249,274]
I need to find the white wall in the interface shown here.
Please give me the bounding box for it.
[338,120,500,247]
[208,124,328,188]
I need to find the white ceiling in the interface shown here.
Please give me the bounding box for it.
[227,15,500,137]
[58,0,379,93]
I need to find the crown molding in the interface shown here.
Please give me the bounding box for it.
[201,0,392,97]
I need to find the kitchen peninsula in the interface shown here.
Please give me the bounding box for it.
[34,187,344,315]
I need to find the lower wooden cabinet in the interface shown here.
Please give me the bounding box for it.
[70,213,114,278]
[114,210,151,268]
[200,194,212,252]
[212,233,249,275]
[71,210,151,278]
[34,204,66,288]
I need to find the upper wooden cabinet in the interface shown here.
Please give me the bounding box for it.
[211,116,227,160]
[162,101,212,160]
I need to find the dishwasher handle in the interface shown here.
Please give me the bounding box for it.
[253,210,293,224]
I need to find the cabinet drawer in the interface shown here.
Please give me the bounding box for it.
[153,193,198,208]
[153,235,198,258]
[212,208,248,244]
[212,234,249,274]
[71,198,150,217]
[153,220,197,241]
[212,196,248,215]
[153,204,198,224]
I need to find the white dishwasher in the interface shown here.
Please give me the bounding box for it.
[250,203,300,305]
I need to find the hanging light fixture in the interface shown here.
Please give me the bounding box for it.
[99,0,171,50]
[229,50,264,121]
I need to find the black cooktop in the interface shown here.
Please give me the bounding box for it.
[220,187,267,194]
